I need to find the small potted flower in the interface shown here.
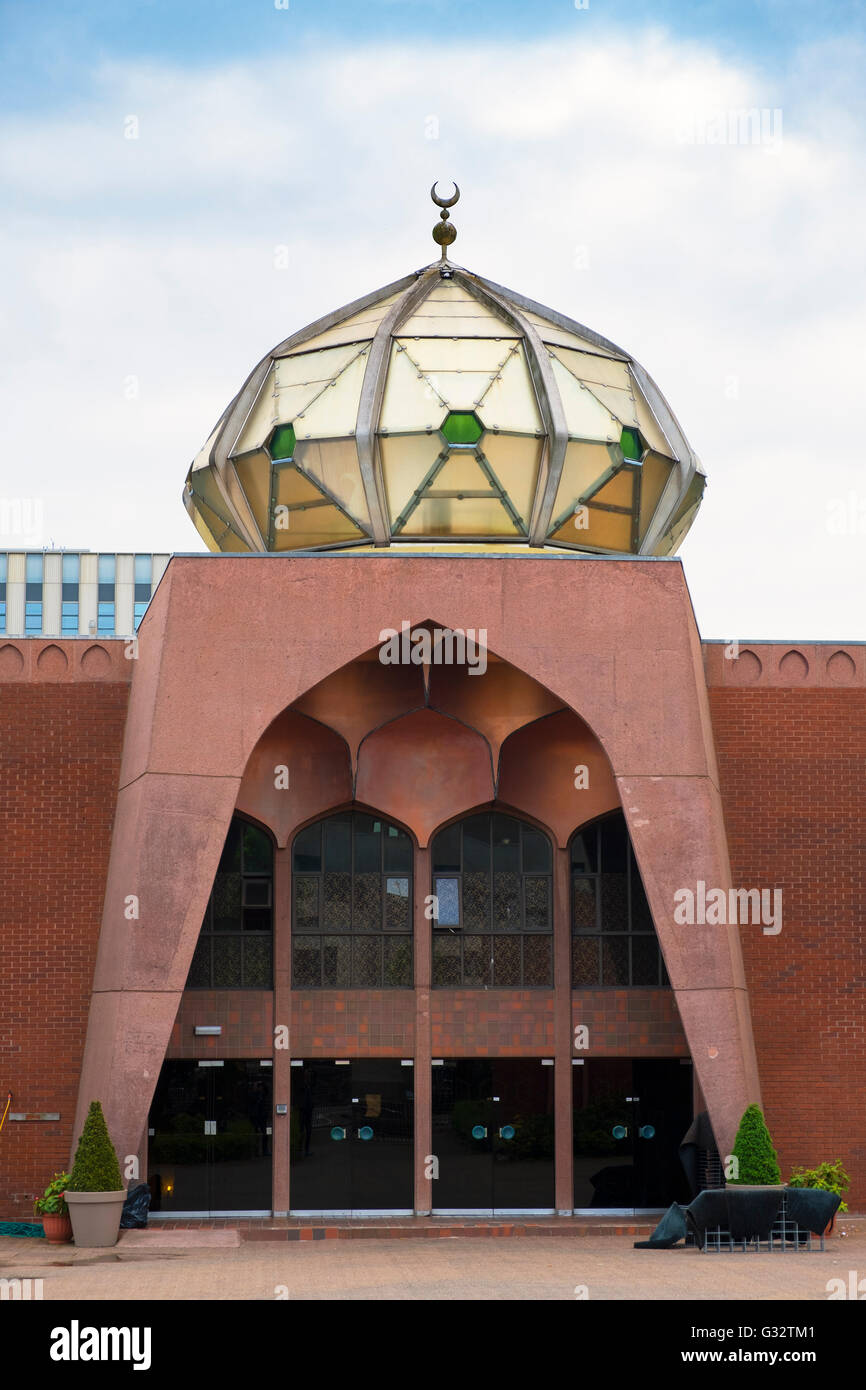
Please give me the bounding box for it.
[65,1100,126,1248]
[33,1172,72,1244]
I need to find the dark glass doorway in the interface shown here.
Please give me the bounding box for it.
[290,1059,414,1213]
[572,1058,692,1211]
[147,1059,273,1214]
[431,1058,555,1213]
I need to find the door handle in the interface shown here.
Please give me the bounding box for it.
[358,1126,374,1141]
[499,1125,515,1140]
[612,1125,628,1139]
[471,1125,487,1140]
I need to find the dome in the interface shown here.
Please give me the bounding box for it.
[184,213,705,557]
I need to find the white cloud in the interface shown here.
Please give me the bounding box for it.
[0,28,863,637]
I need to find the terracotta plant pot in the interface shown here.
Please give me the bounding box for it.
[40,1211,73,1244]
[66,1191,126,1248]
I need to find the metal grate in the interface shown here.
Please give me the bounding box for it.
[698,1195,826,1253]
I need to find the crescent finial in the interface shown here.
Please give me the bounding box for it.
[431,181,460,210]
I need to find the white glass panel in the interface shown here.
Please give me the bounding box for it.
[632,384,676,459]
[191,420,224,475]
[550,441,616,526]
[525,313,626,358]
[418,372,498,411]
[294,292,404,352]
[380,346,448,433]
[231,368,277,456]
[292,438,371,527]
[549,357,620,442]
[476,345,543,433]
[233,449,272,535]
[275,343,365,386]
[380,432,445,522]
[479,434,542,522]
[401,495,519,536]
[293,351,367,440]
[397,337,519,371]
[550,348,633,391]
[582,383,640,429]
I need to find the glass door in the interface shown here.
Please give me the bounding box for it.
[290,1059,414,1214]
[431,1059,555,1214]
[148,1059,273,1215]
[572,1059,693,1212]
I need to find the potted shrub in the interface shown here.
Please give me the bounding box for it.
[727,1104,782,1186]
[65,1100,126,1248]
[33,1172,72,1244]
[788,1160,850,1234]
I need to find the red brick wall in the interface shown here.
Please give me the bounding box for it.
[432,990,555,1054]
[167,992,273,1058]
[291,992,415,1054]
[572,989,688,1056]
[0,681,129,1218]
[709,688,866,1205]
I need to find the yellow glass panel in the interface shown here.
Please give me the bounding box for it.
[550,441,616,526]
[294,292,404,352]
[380,346,448,433]
[189,502,219,552]
[401,495,519,536]
[590,468,634,509]
[272,465,327,508]
[190,420,223,475]
[380,432,445,523]
[479,434,541,522]
[233,449,272,536]
[192,497,250,552]
[429,454,491,491]
[638,452,674,539]
[188,461,230,520]
[657,472,706,555]
[292,438,371,527]
[550,357,619,442]
[551,348,632,390]
[551,505,634,551]
[272,502,364,551]
[476,345,543,433]
[397,337,518,372]
[525,313,626,359]
[293,352,367,440]
[632,384,675,459]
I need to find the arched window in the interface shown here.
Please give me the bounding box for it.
[187,816,273,988]
[431,812,553,987]
[292,812,413,988]
[570,812,667,986]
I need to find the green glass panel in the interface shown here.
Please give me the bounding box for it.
[441,411,484,445]
[269,423,297,460]
[620,427,644,461]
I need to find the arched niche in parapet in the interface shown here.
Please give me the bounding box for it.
[497,709,620,848]
[291,647,425,769]
[235,708,353,848]
[428,645,565,764]
[355,707,495,847]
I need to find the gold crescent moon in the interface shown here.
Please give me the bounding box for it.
[431,181,460,210]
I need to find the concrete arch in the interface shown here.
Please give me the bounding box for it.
[74,553,759,1174]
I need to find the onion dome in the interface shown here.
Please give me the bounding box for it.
[184,187,705,555]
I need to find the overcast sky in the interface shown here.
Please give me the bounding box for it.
[1,0,863,640]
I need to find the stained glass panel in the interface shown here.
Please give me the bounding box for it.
[523,935,552,986]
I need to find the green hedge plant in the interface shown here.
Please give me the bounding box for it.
[728,1104,781,1185]
[788,1160,850,1213]
[67,1101,123,1192]
[33,1172,71,1216]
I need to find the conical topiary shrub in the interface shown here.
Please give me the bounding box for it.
[728,1104,781,1185]
[67,1100,123,1192]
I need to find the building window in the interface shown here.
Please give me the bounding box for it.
[187,817,274,988]
[431,812,553,987]
[292,812,413,988]
[61,554,79,634]
[134,555,152,630]
[25,554,42,633]
[0,555,6,633]
[97,555,115,634]
[570,812,667,986]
